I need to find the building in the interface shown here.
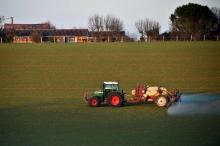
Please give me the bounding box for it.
[4,23,92,43]
[4,23,50,31]
[13,29,92,43]
[4,23,129,43]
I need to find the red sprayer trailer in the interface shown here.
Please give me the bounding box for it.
[127,84,181,107]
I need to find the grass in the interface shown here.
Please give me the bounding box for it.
[0,42,220,146]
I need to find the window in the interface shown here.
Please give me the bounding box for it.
[104,84,119,91]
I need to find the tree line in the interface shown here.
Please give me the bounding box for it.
[169,3,220,41]
[88,3,220,41]
[0,3,220,42]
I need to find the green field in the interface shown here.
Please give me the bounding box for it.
[0,42,220,146]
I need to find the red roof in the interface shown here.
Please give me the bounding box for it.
[4,23,50,30]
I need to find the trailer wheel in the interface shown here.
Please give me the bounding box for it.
[108,93,123,107]
[88,97,101,107]
[155,96,168,107]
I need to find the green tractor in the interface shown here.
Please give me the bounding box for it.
[84,81,125,107]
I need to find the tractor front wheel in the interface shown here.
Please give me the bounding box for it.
[88,97,101,107]
[155,96,168,107]
[108,93,123,107]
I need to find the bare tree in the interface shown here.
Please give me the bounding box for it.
[0,16,5,29]
[42,21,56,29]
[135,18,160,41]
[104,15,112,31]
[88,14,103,32]
[135,20,145,40]
[48,21,56,29]
[88,14,124,42]
[211,7,220,35]
[0,16,4,43]
[89,14,124,32]
[211,7,220,22]
[109,17,123,32]
[144,19,160,38]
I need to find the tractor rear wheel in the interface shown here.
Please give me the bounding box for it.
[155,96,168,107]
[88,97,101,107]
[108,93,123,107]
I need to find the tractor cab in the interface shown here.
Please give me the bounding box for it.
[103,81,119,93]
[103,81,121,97]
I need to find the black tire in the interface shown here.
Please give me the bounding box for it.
[88,97,101,107]
[108,92,123,107]
[155,96,168,107]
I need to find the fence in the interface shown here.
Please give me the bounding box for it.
[0,35,220,43]
[157,34,220,41]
